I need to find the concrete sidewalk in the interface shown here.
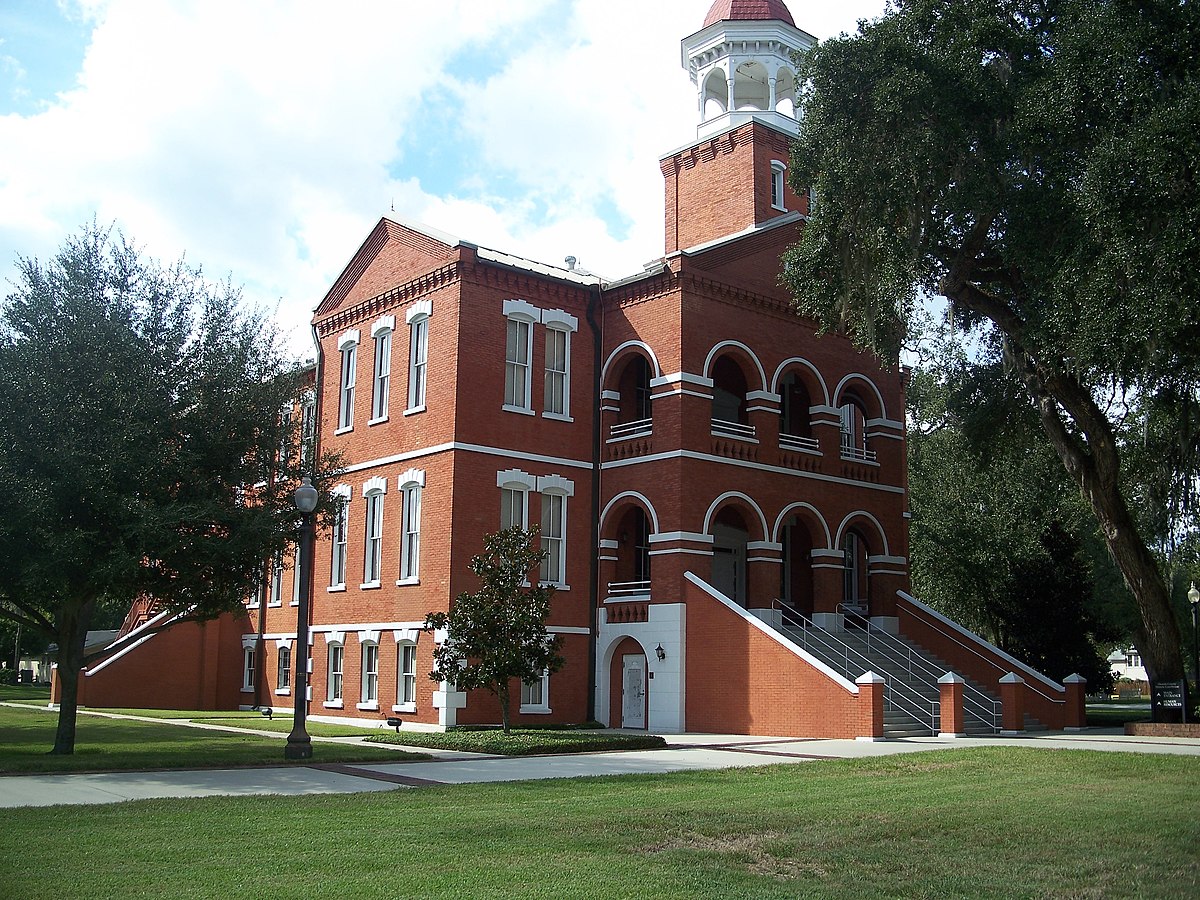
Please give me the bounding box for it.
[3,728,1199,809]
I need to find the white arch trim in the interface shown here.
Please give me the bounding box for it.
[702,340,768,393]
[833,510,891,557]
[770,357,831,406]
[772,502,833,548]
[599,491,661,536]
[600,341,662,386]
[833,372,887,419]
[702,491,770,542]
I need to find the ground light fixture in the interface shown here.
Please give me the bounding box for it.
[285,477,319,760]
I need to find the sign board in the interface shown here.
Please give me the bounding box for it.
[1153,680,1186,710]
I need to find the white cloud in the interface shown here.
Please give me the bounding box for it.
[0,0,888,354]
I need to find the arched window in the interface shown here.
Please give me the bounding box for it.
[779,371,812,438]
[839,396,872,461]
[362,477,387,587]
[711,355,748,425]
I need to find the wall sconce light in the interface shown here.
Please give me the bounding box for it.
[655,644,666,661]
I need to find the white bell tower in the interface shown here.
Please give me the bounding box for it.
[682,0,816,140]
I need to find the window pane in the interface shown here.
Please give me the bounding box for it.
[373,331,391,420]
[339,345,356,428]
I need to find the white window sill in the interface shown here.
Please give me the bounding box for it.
[360,581,381,590]
[540,582,570,591]
[246,604,260,610]
[334,425,353,436]
[275,688,291,696]
[356,702,379,712]
[323,700,344,709]
[368,415,389,426]
[240,686,254,694]
[392,702,417,714]
[403,406,426,417]
[520,705,551,715]
[328,585,346,593]
[396,576,419,587]
[771,202,786,212]
[542,412,573,423]
[289,600,299,607]
[267,601,282,608]
[502,404,536,416]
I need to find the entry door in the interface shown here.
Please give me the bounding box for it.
[621,654,646,729]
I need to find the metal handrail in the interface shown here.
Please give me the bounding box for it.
[774,602,938,734]
[846,616,1001,732]
[899,597,1064,706]
[607,580,651,599]
[779,432,820,453]
[609,418,652,440]
[711,418,756,440]
[839,444,877,462]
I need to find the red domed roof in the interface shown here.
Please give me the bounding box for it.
[703,0,796,28]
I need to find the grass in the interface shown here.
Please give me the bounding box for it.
[0,683,52,703]
[366,728,668,755]
[0,704,424,773]
[1086,700,1152,727]
[2,747,1198,898]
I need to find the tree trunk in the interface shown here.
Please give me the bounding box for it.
[51,598,94,755]
[942,277,1186,712]
[498,682,511,734]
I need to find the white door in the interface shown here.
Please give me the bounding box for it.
[621,654,646,729]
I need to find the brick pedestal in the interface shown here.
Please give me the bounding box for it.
[938,672,965,738]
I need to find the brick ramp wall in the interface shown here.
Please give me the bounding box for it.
[55,612,249,711]
[682,573,871,738]
[896,591,1067,729]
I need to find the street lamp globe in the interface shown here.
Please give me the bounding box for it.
[294,476,319,514]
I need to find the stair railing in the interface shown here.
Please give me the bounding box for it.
[853,622,1001,733]
[773,601,938,735]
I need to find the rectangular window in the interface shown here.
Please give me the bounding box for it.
[399,643,417,706]
[504,318,531,409]
[400,484,421,581]
[408,317,428,410]
[249,575,263,609]
[242,646,255,692]
[540,493,565,585]
[338,344,357,430]
[521,672,549,712]
[277,645,291,692]
[364,492,384,584]
[330,498,348,588]
[501,487,527,531]
[269,552,283,606]
[327,645,344,703]
[361,643,379,705]
[372,330,391,421]
[277,406,291,468]
[544,328,568,416]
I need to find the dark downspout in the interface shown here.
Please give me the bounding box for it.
[585,282,603,723]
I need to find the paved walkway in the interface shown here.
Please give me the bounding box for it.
[3,725,1199,809]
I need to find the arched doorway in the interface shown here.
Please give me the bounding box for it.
[841,528,871,619]
[607,636,647,729]
[711,506,749,605]
[780,515,815,617]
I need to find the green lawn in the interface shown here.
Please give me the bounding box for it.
[367,727,667,755]
[0,704,423,773]
[3,748,1198,898]
[0,683,52,703]
[1086,701,1153,727]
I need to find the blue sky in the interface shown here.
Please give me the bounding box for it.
[0,0,888,355]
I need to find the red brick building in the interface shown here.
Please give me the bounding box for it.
[69,0,1085,738]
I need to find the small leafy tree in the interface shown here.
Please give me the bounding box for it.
[424,528,564,733]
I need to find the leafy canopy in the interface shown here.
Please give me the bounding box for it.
[784,0,1200,686]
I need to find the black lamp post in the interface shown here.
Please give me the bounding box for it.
[285,477,318,760]
[1189,582,1200,725]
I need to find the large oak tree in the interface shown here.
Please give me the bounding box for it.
[784,0,1200,696]
[0,224,330,753]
